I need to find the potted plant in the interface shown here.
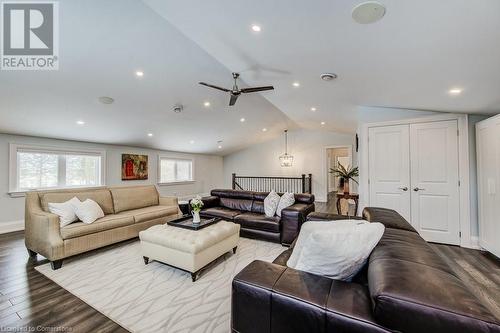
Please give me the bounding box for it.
[330,164,359,194]
[190,196,204,223]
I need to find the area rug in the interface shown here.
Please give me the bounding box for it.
[35,238,284,333]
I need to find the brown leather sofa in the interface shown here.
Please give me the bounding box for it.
[232,207,500,333]
[199,189,315,246]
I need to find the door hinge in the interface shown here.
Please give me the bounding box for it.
[459,231,462,238]
[368,179,370,185]
[457,129,459,136]
[458,180,461,187]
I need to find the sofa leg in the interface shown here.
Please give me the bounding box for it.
[50,260,63,270]
[27,249,37,259]
[232,246,237,254]
[143,256,149,265]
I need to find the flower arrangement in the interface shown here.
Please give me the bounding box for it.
[191,196,204,212]
[329,164,359,194]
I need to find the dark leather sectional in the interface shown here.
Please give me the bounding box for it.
[199,189,315,245]
[232,207,500,333]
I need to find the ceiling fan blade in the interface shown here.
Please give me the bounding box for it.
[229,94,239,106]
[240,86,275,93]
[198,82,230,92]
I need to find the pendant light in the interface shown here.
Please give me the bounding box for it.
[279,129,294,167]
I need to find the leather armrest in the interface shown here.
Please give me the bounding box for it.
[232,260,390,333]
[199,195,220,209]
[362,207,417,233]
[280,203,315,245]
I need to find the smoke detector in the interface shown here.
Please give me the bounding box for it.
[320,73,338,81]
[98,96,114,104]
[352,2,386,24]
[173,104,183,113]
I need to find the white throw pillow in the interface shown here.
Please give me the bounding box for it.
[276,192,295,217]
[264,190,280,217]
[72,199,104,224]
[287,220,385,281]
[48,197,81,227]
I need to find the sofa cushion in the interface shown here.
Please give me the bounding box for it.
[219,197,253,212]
[201,207,242,220]
[60,214,134,239]
[110,185,159,213]
[40,188,114,214]
[126,205,179,223]
[370,228,457,276]
[368,257,499,333]
[234,213,280,233]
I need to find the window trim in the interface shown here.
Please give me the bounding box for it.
[157,155,195,185]
[8,143,106,195]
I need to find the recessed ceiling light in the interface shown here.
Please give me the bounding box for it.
[218,145,223,149]
[321,121,326,125]
[310,107,317,112]
[262,128,267,132]
[147,133,153,137]
[240,118,246,122]
[76,120,85,125]
[251,24,261,32]
[352,1,386,24]
[135,71,144,77]
[292,82,300,87]
[189,140,195,144]
[203,101,211,107]
[448,88,462,95]
[98,96,114,104]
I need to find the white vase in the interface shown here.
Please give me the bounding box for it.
[192,211,201,223]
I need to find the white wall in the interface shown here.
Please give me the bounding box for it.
[223,129,355,202]
[0,133,223,232]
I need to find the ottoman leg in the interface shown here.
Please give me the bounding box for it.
[143,256,149,265]
[191,271,198,282]
[232,246,237,254]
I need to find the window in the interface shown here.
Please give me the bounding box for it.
[159,157,193,184]
[9,144,105,193]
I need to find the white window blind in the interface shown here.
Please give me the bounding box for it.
[159,157,193,183]
[10,144,105,192]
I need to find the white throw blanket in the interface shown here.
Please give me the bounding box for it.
[287,220,385,280]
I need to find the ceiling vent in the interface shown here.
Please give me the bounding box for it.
[98,96,114,104]
[173,104,183,113]
[352,2,386,24]
[320,73,338,81]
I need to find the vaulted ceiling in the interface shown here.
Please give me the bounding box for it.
[1,0,499,155]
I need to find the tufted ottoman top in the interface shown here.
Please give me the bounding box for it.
[139,221,240,254]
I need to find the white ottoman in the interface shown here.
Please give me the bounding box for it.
[139,220,240,281]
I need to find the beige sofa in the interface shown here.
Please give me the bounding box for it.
[25,185,181,269]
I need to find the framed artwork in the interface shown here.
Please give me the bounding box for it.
[122,154,148,180]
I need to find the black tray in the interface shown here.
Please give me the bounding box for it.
[167,215,222,230]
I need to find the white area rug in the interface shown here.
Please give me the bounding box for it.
[35,238,284,333]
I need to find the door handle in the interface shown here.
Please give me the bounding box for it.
[398,186,408,191]
[413,187,425,192]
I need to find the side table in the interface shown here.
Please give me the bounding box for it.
[336,193,359,216]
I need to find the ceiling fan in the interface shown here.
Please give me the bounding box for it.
[199,72,274,106]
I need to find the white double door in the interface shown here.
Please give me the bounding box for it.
[368,120,460,245]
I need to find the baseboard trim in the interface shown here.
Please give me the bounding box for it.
[0,220,24,234]
[469,236,481,250]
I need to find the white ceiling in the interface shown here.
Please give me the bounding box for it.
[0,0,293,155]
[1,0,499,155]
[145,0,500,132]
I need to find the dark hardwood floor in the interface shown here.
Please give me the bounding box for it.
[0,231,128,332]
[0,198,498,331]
